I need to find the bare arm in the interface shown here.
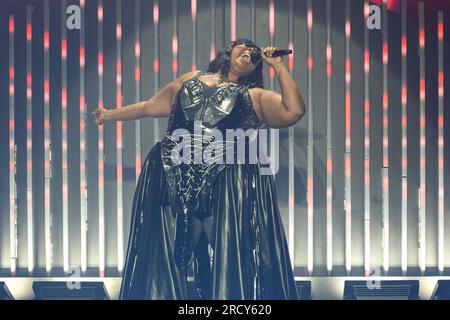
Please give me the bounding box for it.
[253,47,306,129]
[95,71,197,123]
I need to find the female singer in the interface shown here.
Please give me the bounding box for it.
[92,39,305,299]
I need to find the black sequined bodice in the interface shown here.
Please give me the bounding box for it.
[160,71,263,269]
[164,72,262,134]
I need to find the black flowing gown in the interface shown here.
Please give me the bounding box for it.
[119,71,298,300]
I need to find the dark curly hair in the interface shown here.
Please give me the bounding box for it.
[206,39,264,89]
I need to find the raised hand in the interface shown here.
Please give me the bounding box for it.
[91,107,108,125]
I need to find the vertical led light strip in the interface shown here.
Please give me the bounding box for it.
[326,0,333,274]
[307,0,314,274]
[363,0,371,277]
[97,0,105,277]
[288,0,295,267]
[251,0,255,41]
[116,0,124,273]
[8,15,17,276]
[43,0,53,274]
[209,0,215,61]
[79,0,88,274]
[344,0,352,274]
[153,0,160,143]
[26,6,34,274]
[381,0,390,274]
[230,0,236,41]
[269,0,275,88]
[268,0,278,194]
[190,0,196,72]
[173,0,179,78]
[135,0,142,180]
[418,2,426,274]
[437,11,444,273]
[401,0,408,274]
[61,0,69,273]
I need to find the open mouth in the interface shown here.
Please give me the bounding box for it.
[239,52,251,63]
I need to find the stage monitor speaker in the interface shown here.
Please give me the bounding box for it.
[431,280,450,300]
[295,281,312,300]
[0,282,14,300]
[32,281,109,300]
[343,280,420,300]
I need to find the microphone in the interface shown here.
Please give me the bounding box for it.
[251,49,292,64]
[268,49,293,58]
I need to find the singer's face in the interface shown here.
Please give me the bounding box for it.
[230,44,258,76]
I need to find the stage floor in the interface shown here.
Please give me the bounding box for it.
[1,276,450,300]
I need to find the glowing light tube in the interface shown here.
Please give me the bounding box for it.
[381,0,390,273]
[344,0,352,274]
[9,14,17,276]
[307,0,314,274]
[268,0,278,203]
[251,0,255,41]
[288,0,295,268]
[116,0,124,273]
[173,0,179,77]
[269,0,275,86]
[154,0,160,144]
[326,0,333,274]
[363,0,371,277]
[135,0,142,181]
[26,6,34,275]
[43,0,53,274]
[401,0,408,274]
[97,0,105,277]
[79,0,88,274]
[191,0,196,71]
[209,0,215,62]
[61,0,69,274]
[437,11,444,273]
[231,0,236,41]
[418,1,426,274]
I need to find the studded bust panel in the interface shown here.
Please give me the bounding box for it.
[160,71,263,269]
[166,71,262,133]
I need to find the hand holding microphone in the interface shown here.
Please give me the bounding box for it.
[251,46,292,67]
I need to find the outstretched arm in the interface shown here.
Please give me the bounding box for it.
[253,47,306,129]
[92,71,197,124]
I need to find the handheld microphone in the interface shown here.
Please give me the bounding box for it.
[268,49,293,57]
[251,49,292,64]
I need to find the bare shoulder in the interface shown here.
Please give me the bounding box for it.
[168,71,199,92]
[247,87,270,122]
[177,71,199,84]
[247,87,279,101]
[248,88,264,111]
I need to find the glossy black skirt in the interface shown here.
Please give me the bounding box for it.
[119,142,298,300]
